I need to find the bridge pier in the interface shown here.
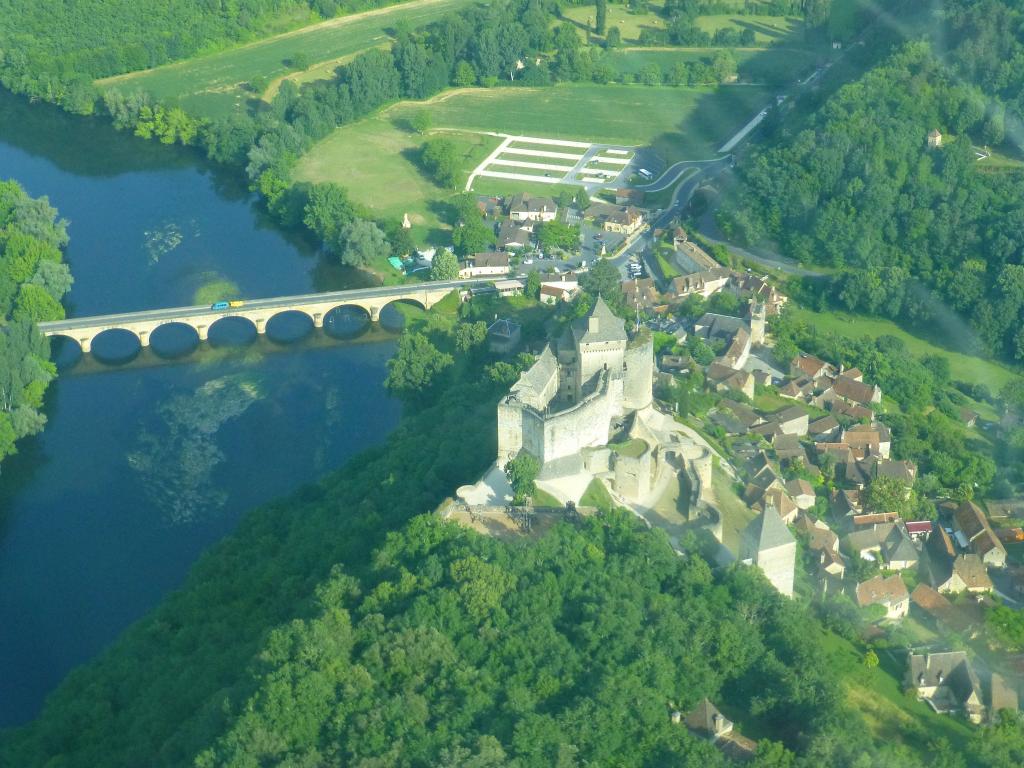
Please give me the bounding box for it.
[313,313,323,329]
[370,306,380,323]
[255,317,266,334]
[196,325,208,342]
[79,337,92,355]
[138,330,150,347]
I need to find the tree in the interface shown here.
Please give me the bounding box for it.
[536,221,580,253]
[504,451,540,503]
[605,27,621,48]
[384,332,454,399]
[454,321,487,353]
[289,51,310,70]
[526,271,541,299]
[452,219,495,256]
[579,258,621,302]
[338,219,390,268]
[430,248,459,281]
[454,60,477,87]
[420,137,461,189]
[863,649,879,668]
[595,0,607,35]
[864,475,916,520]
[411,111,432,134]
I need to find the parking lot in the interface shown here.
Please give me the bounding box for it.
[467,134,642,191]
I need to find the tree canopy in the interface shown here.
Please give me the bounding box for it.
[0,179,72,465]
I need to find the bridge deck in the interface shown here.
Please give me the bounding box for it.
[37,279,497,333]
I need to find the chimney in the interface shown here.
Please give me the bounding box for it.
[936,671,944,684]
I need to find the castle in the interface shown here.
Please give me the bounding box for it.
[498,296,654,477]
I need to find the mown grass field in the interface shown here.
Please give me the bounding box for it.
[694,13,803,43]
[561,2,669,44]
[790,306,1020,390]
[292,116,497,245]
[389,82,771,160]
[96,0,479,118]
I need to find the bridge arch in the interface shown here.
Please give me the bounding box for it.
[149,322,201,357]
[378,298,426,329]
[264,309,314,343]
[90,328,142,363]
[206,315,258,346]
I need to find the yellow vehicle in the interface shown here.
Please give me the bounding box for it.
[228,300,245,308]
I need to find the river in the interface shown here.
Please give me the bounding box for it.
[0,89,403,727]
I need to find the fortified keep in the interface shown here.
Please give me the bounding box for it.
[497,297,653,473]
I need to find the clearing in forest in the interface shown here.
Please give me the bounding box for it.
[95,0,478,118]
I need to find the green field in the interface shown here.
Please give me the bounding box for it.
[561,3,669,44]
[695,14,803,43]
[97,0,479,118]
[292,116,497,245]
[790,306,1021,390]
[389,82,771,160]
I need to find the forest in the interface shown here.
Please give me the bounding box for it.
[5,288,1022,767]
[719,27,1024,364]
[0,179,73,466]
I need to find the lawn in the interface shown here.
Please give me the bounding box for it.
[713,466,756,556]
[292,117,498,246]
[389,83,771,161]
[97,0,479,118]
[580,478,615,512]
[560,3,669,45]
[789,306,1021,391]
[694,14,803,44]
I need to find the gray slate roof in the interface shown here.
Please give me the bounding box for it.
[571,295,627,345]
[744,505,795,554]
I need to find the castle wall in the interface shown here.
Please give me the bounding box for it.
[622,334,654,411]
[613,448,653,499]
[497,401,525,464]
[541,373,615,463]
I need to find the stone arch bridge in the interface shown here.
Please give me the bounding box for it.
[37,279,496,354]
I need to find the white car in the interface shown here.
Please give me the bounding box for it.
[523,258,533,265]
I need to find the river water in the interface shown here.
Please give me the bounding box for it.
[0,90,403,726]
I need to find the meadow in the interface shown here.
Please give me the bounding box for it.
[388,82,771,159]
[96,0,480,118]
[790,306,1020,391]
[292,116,497,245]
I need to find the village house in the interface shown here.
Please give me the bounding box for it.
[539,275,580,305]
[706,362,756,399]
[486,318,522,355]
[790,354,835,380]
[906,651,985,723]
[856,574,910,619]
[496,221,532,251]
[827,374,883,407]
[785,479,816,510]
[910,584,977,635]
[669,268,732,299]
[604,205,645,235]
[459,251,510,278]
[953,501,1007,568]
[934,554,993,594]
[621,277,662,312]
[808,414,841,441]
[507,192,557,223]
[683,699,758,761]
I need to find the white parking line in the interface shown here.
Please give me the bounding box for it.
[590,156,631,165]
[466,135,515,191]
[476,170,562,183]
[500,147,586,161]
[488,159,576,172]
[605,148,629,155]
[506,135,592,148]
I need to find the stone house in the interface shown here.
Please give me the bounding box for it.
[684,699,758,761]
[934,554,993,594]
[487,318,522,355]
[508,192,557,223]
[459,252,510,278]
[910,584,976,635]
[669,268,732,299]
[706,362,755,399]
[790,354,834,380]
[906,651,984,723]
[808,415,841,441]
[927,129,943,149]
[601,205,645,235]
[856,574,910,619]
[786,478,816,510]
[496,221,532,251]
[773,406,809,436]
[830,374,882,406]
[954,501,1007,568]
